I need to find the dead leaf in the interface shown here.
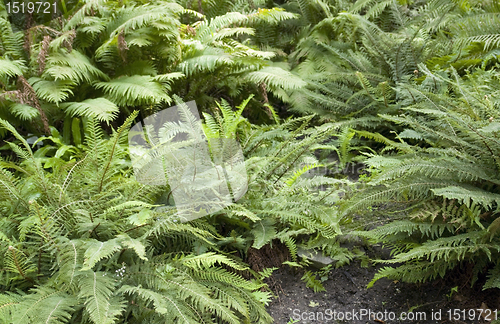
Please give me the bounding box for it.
[371,314,386,324]
[479,302,492,322]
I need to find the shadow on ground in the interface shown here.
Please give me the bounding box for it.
[266,260,500,324]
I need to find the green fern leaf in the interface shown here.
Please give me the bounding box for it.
[431,186,500,211]
[9,104,39,121]
[252,218,276,249]
[0,59,23,78]
[484,263,500,290]
[29,77,75,104]
[82,239,122,270]
[61,98,119,123]
[245,66,307,91]
[77,270,124,324]
[94,75,170,106]
[116,233,148,261]
[14,289,75,324]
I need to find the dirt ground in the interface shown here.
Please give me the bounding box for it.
[261,162,500,324]
[266,253,500,324]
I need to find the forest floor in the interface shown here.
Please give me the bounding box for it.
[265,245,500,324]
[260,159,500,324]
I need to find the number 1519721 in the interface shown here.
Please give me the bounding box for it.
[5,1,57,14]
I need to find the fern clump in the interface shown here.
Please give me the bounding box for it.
[199,97,353,275]
[0,0,304,137]
[342,66,500,289]
[0,115,272,324]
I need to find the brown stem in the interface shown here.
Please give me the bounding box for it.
[89,222,101,239]
[197,0,204,14]
[9,247,34,284]
[272,144,313,187]
[124,223,150,233]
[406,88,416,104]
[17,76,50,135]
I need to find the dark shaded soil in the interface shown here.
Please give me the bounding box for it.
[266,257,500,324]
[260,160,500,324]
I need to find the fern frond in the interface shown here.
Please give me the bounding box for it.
[77,270,124,324]
[29,77,75,104]
[245,66,307,91]
[9,104,39,121]
[0,59,23,79]
[60,98,119,123]
[44,51,108,84]
[484,262,500,290]
[94,75,170,106]
[81,239,122,270]
[181,252,247,271]
[431,186,500,211]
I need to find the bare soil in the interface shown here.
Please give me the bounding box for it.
[266,257,500,324]
[260,160,500,324]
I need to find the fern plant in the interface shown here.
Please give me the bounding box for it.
[0,0,304,140]
[0,114,273,323]
[198,97,354,278]
[341,65,500,289]
[285,0,500,124]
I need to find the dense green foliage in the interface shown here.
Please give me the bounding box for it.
[344,67,500,288]
[1,0,500,322]
[0,0,301,134]
[0,115,277,323]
